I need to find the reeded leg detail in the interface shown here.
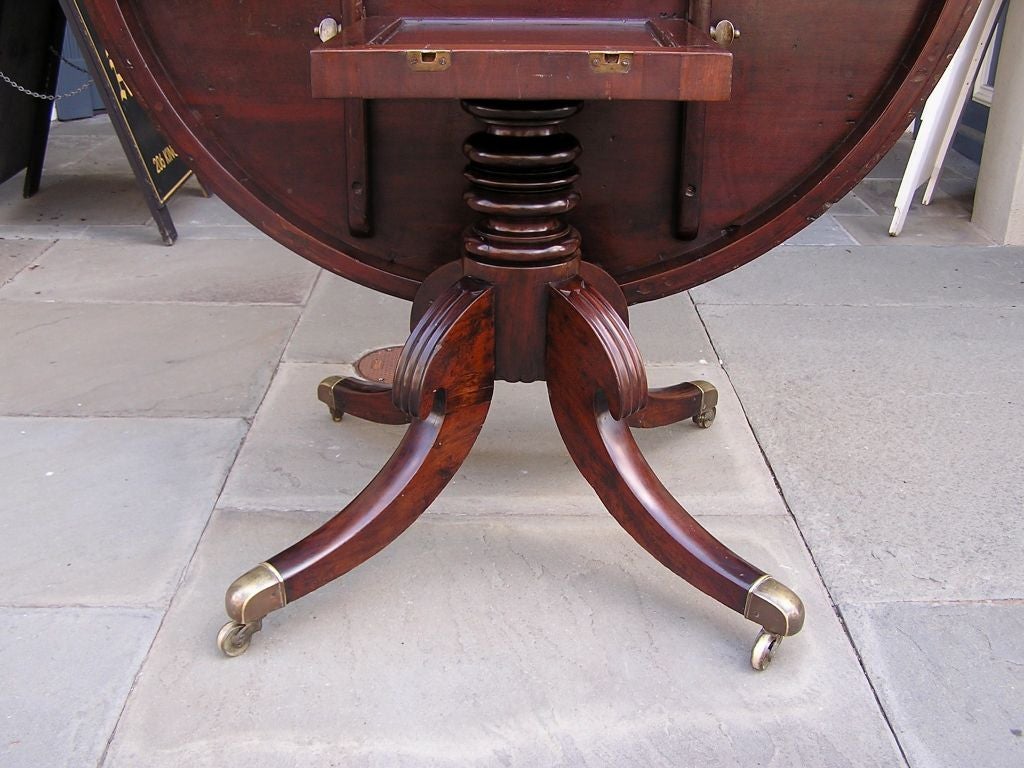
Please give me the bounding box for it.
[317,375,410,425]
[546,279,804,669]
[220,279,495,656]
[628,380,718,429]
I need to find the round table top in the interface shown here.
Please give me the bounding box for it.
[82,0,977,303]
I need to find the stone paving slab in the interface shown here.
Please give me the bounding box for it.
[29,134,113,174]
[0,223,87,240]
[171,222,268,240]
[166,188,258,228]
[47,115,118,137]
[834,211,993,247]
[626,292,717,364]
[853,176,976,219]
[286,272,716,366]
[783,215,858,246]
[865,137,916,180]
[0,237,317,305]
[0,239,54,286]
[864,137,978,182]
[103,511,900,768]
[44,135,127,176]
[81,221,267,243]
[828,191,875,216]
[841,601,1024,768]
[285,272,412,363]
[219,363,786,518]
[0,607,160,768]
[691,245,1024,307]
[0,174,152,228]
[698,303,1024,603]
[0,417,245,607]
[0,302,299,417]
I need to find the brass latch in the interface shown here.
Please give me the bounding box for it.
[588,51,633,74]
[406,50,452,72]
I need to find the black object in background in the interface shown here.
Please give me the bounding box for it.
[0,0,193,244]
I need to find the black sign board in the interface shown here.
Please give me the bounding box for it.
[63,0,192,206]
[57,0,192,243]
[0,0,193,242]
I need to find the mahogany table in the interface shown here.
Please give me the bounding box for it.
[81,0,978,670]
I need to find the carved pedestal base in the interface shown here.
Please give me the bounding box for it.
[219,101,805,670]
[220,266,804,669]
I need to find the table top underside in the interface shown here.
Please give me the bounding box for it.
[82,0,977,302]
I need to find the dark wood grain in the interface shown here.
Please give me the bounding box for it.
[546,278,763,615]
[675,0,711,239]
[311,16,732,101]
[272,278,494,601]
[318,376,410,425]
[82,0,978,302]
[342,0,371,236]
[627,381,703,428]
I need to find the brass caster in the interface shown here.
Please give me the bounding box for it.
[744,575,805,637]
[693,406,717,428]
[317,375,345,422]
[743,575,804,670]
[217,619,262,657]
[751,629,783,671]
[690,381,718,429]
[221,561,286,658]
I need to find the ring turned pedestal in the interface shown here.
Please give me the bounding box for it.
[218,15,804,670]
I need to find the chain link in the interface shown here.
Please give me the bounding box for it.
[0,69,93,101]
[49,45,92,76]
[0,45,94,101]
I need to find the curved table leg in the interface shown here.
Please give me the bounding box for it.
[627,380,719,429]
[218,279,495,656]
[546,279,804,670]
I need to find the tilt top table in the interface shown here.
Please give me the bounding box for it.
[81,0,978,670]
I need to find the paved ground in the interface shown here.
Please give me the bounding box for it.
[1,117,1021,767]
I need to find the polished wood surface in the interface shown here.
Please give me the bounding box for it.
[99,3,979,662]
[293,266,766,622]
[628,381,705,428]
[216,98,808,661]
[547,279,762,615]
[82,1,978,303]
[311,16,733,101]
[273,279,494,601]
[317,376,411,425]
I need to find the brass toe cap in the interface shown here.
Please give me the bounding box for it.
[225,562,287,624]
[744,576,805,637]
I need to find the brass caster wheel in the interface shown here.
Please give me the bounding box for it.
[693,406,717,429]
[751,629,783,671]
[217,619,262,658]
[317,375,345,423]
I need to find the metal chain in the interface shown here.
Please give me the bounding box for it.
[49,45,91,75]
[0,69,93,101]
[0,46,94,101]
